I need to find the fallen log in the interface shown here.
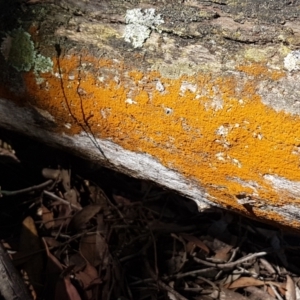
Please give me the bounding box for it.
[1,0,300,229]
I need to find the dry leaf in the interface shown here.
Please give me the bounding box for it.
[88,185,110,212]
[181,234,210,254]
[42,237,63,300]
[267,285,276,298]
[228,277,265,289]
[220,288,249,300]
[286,275,296,300]
[80,232,106,267]
[18,216,44,297]
[61,169,71,192]
[42,168,61,180]
[43,237,61,248]
[244,286,276,300]
[55,277,81,300]
[64,189,80,209]
[69,204,101,232]
[112,194,132,205]
[68,253,87,273]
[213,244,233,262]
[76,263,102,290]
[41,205,55,229]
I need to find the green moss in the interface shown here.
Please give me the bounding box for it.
[2,27,53,74]
[8,28,36,72]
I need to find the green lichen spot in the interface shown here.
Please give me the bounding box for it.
[244,48,267,62]
[2,27,53,75]
[8,28,36,72]
[34,54,53,73]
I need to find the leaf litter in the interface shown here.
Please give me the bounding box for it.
[0,131,300,299]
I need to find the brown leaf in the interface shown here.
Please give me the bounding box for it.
[244,286,276,300]
[181,234,210,254]
[220,288,249,300]
[64,189,80,209]
[76,263,102,290]
[18,217,44,297]
[80,232,106,266]
[68,253,87,273]
[213,244,233,262]
[42,168,61,180]
[61,169,71,192]
[0,140,19,162]
[42,236,63,300]
[228,277,265,289]
[53,204,72,229]
[55,277,82,300]
[112,194,132,205]
[41,205,55,229]
[286,275,296,300]
[43,237,61,248]
[88,185,110,210]
[69,204,101,232]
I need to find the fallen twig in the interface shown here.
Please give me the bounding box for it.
[144,258,188,300]
[0,179,53,196]
[44,190,81,211]
[193,252,267,269]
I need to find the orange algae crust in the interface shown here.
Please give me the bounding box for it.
[10,55,300,225]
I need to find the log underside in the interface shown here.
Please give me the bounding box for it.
[1,0,300,229]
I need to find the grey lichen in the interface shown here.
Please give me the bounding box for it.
[1,27,53,74]
[1,28,36,72]
[284,50,300,72]
[123,8,164,48]
[34,54,53,74]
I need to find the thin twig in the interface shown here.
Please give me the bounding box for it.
[193,252,267,269]
[165,267,217,280]
[215,247,239,280]
[197,276,219,296]
[269,284,284,300]
[0,179,53,196]
[144,258,188,300]
[44,190,81,211]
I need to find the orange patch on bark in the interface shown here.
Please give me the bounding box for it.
[3,55,300,227]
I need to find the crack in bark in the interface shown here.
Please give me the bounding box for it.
[55,43,107,160]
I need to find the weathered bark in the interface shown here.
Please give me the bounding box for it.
[1,0,300,229]
[0,242,31,300]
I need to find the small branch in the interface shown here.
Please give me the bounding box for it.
[0,180,53,196]
[43,190,81,211]
[193,252,267,269]
[144,258,188,300]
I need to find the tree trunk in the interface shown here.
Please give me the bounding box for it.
[1,0,300,229]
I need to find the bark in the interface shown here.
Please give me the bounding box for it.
[1,0,300,229]
[0,242,31,300]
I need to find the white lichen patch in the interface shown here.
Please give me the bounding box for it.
[264,174,300,198]
[215,153,242,168]
[216,125,230,136]
[125,98,137,105]
[156,80,165,92]
[164,107,173,115]
[123,8,164,48]
[284,50,300,72]
[100,108,111,119]
[64,123,72,129]
[232,158,242,168]
[215,152,226,161]
[180,82,197,95]
[34,54,53,74]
